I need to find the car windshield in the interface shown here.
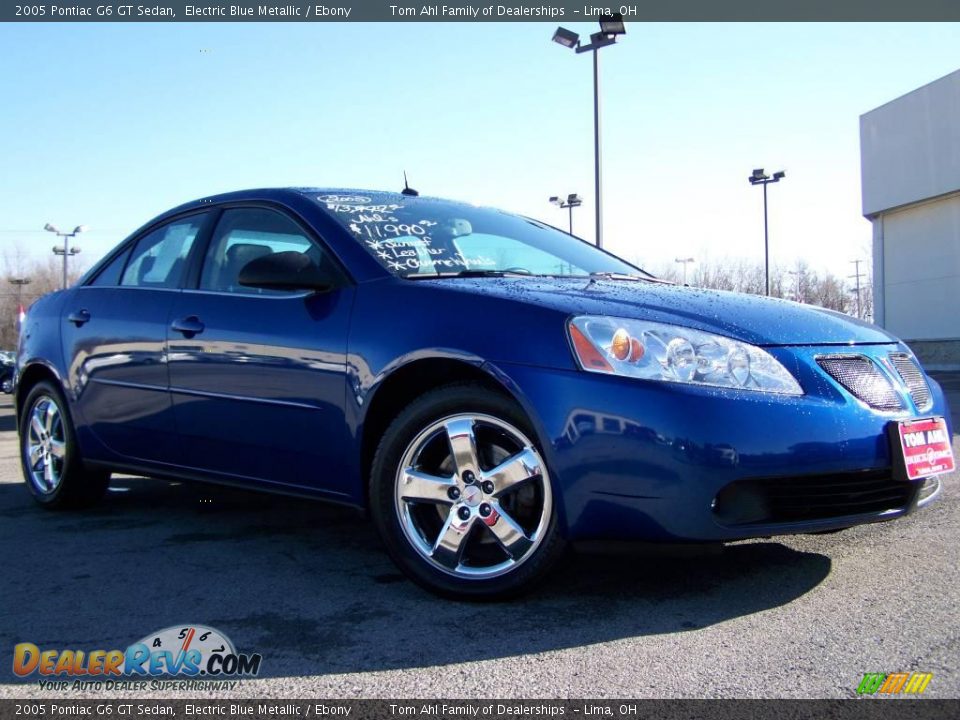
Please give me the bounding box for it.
[312,191,649,279]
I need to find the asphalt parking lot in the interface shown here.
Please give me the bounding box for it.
[1,378,958,699]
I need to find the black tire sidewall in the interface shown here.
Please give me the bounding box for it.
[369,383,565,600]
[19,380,102,508]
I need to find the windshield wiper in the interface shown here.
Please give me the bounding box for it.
[589,272,674,285]
[407,270,534,280]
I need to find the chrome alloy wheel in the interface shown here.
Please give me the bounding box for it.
[394,413,553,580]
[25,395,67,495]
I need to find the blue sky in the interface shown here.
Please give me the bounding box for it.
[1,22,958,279]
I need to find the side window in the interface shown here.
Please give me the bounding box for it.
[199,208,321,295]
[120,214,207,289]
[88,249,130,287]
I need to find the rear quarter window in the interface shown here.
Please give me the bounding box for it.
[87,249,130,287]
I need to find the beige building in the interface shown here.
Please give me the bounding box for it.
[861,69,960,370]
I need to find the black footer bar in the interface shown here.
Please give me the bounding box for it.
[2,699,959,720]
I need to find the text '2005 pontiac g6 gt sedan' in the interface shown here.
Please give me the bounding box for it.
[15,188,955,598]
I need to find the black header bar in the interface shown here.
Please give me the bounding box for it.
[5,1,960,22]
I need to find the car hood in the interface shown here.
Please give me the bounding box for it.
[433,277,896,346]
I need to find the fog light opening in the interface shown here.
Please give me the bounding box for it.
[712,482,770,525]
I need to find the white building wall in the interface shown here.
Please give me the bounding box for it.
[861,70,960,217]
[861,69,960,367]
[880,194,960,340]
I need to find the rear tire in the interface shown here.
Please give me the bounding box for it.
[19,380,109,509]
[370,383,565,600]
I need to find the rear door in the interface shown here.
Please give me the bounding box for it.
[63,212,212,462]
[165,206,355,497]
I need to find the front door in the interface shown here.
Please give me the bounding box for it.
[165,206,355,497]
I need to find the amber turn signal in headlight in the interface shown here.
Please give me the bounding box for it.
[610,328,645,363]
[568,316,802,395]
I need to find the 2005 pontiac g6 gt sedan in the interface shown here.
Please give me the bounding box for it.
[16,188,956,598]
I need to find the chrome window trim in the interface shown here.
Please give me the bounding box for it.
[176,288,315,300]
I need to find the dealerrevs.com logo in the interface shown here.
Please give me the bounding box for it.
[13,625,262,691]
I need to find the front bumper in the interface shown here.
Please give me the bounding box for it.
[495,343,952,542]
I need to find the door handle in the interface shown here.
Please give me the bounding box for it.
[68,309,91,327]
[170,316,205,338]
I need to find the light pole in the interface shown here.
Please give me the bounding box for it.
[748,168,785,296]
[8,277,31,329]
[549,193,583,235]
[552,14,626,249]
[674,257,695,285]
[44,223,85,289]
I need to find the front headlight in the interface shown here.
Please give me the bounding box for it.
[568,315,803,395]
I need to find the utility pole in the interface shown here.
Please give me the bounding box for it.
[786,269,802,302]
[849,259,864,319]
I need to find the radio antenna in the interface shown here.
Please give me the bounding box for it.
[401,171,419,197]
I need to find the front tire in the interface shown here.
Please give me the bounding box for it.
[19,380,109,509]
[370,383,565,600]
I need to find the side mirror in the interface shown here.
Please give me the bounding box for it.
[238,251,336,292]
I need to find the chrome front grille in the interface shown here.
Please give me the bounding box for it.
[816,355,903,410]
[889,352,932,410]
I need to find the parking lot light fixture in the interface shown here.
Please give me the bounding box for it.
[8,277,31,329]
[551,15,625,249]
[44,222,86,290]
[550,193,583,234]
[599,14,627,36]
[747,168,786,296]
[551,27,580,49]
[674,257,695,285]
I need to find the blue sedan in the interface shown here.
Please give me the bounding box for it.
[16,188,955,598]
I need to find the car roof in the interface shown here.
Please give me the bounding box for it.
[159,187,457,218]
[89,187,476,284]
